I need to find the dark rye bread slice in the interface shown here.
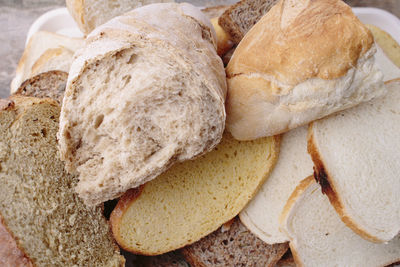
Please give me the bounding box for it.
[0,96,124,266]
[218,0,279,44]
[181,217,288,267]
[15,70,67,104]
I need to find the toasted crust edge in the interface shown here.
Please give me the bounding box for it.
[307,123,383,243]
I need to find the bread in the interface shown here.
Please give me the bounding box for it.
[15,70,67,103]
[30,46,74,77]
[10,31,83,94]
[66,0,173,35]
[201,5,230,19]
[0,96,124,266]
[308,79,400,243]
[239,126,313,244]
[225,0,385,140]
[110,132,279,255]
[59,3,226,206]
[275,250,296,267]
[280,177,400,267]
[181,217,288,267]
[218,0,279,44]
[210,17,234,56]
[132,251,188,267]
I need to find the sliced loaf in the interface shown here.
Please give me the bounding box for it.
[10,31,83,94]
[218,0,279,43]
[0,96,124,266]
[182,217,288,267]
[239,126,313,244]
[59,3,226,206]
[66,0,173,35]
[110,132,279,255]
[15,70,67,103]
[280,177,400,267]
[308,79,400,242]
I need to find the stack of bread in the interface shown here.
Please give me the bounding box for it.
[3,0,400,266]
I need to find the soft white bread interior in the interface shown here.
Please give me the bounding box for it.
[226,0,385,140]
[308,79,400,243]
[66,0,173,35]
[30,46,74,77]
[280,177,400,267]
[0,96,124,266]
[110,132,279,255]
[10,31,83,94]
[59,3,226,206]
[239,126,313,244]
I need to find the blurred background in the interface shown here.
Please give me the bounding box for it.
[0,0,399,98]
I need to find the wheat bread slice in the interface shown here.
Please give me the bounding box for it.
[280,176,400,267]
[181,217,288,267]
[110,132,280,255]
[239,126,313,244]
[308,79,400,243]
[0,96,124,266]
[218,0,279,44]
[15,70,67,104]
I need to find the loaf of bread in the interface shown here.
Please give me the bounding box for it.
[66,0,173,35]
[110,132,279,255]
[0,96,124,266]
[239,126,313,244]
[59,3,226,206]
[226,0,385,140]
[10,31,83,94]
[308,79,400,242]
[280,177,400,266]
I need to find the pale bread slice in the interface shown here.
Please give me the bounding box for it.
[280,176,400,267]
[308,79,400,242]
[110,132,280,255]
[10,31,83,94]
[30,46,74,77]
[240,126,313,244]
[181,217,288,267]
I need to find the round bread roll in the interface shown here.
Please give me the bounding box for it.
[225,0,385,140]
[59,3,227,206]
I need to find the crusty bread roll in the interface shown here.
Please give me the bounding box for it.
[59,3,227,206]
[225,0,385,140]
[308,79,400,243]
[66,0,173,35]
[280,177,400,267]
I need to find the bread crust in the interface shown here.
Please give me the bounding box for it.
[307,123,383,243]
[66,0,87,34]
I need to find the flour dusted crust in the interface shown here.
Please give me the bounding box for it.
[225,0,384,140]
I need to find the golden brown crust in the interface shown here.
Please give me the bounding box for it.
[307,123,382,243]
[226,0,374,86]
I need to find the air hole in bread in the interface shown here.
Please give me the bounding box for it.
[127,54,137,64]
[40,129,47,137]
[94,114,104,129]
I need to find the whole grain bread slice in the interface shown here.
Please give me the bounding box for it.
[218,0,279,44]
[15,70,67,104]
[181,217,288,267]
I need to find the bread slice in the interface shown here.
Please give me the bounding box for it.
[182,217,288,267]
[10,31,83,94]
[225,0,385,140]
[30,46,74,77]
[201,5,230,19]
[0,96,124,266]
[15,70,67,104]
[59,3,226,206]
[66,0,173,35]
[134,251,188,267]
[280,176,400,267]
[218,0,279,44]
[110,132,280,255]
[308,79,400,243]
[210,17,234,56]
[239,126,313,244]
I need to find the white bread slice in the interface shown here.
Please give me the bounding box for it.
[10,31,83,94]
[239,126,313,244]
[0,96,124,266]
[110,132,280,255]
[308,78,400,243]
[59,3,226,206]
[280,177,400,267]
[225,0,385,140]
[66,0,173,35]
[30,46,74,77]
